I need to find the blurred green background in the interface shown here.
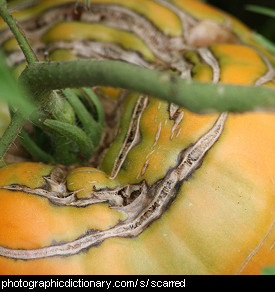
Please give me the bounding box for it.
[206,0,275,42]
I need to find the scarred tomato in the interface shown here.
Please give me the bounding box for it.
[0,0,274,275]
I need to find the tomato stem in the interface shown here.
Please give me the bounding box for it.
[20,60,275,113]
[62,88,104,148]
[43,119,94,162]
[19,129,55,163]
[0,0,38,65]
[0,111,27,163]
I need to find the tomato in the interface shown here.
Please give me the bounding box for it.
[0,0,274,275]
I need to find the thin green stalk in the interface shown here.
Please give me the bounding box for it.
[246,5,275,18]
[82,88,105,127]
[0,111,27,162]
[252,32,275,54]
[19,129,55,163]
[0,0,37,64]
[62,88,103,144]
[0,0,38,161]
[43,119,94,159]
[20,59,275,114]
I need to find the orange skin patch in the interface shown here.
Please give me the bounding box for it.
[211,44,268,85]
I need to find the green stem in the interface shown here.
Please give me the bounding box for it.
[245,5,275,18]
[43,119,94,159]
[252,32,275,54]
[19,129,55,163]
[0,0,38,161]
[0,111,27,162]
[82,88,105,127]
[20,59,275,113]
[0,0,37,64]
[62,88,103,144]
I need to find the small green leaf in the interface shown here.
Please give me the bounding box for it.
[63,88,104,148]
[62,88,100,142]
[262,266,275,275]
[43,119,94,160]
[19,128,55,163]
[245,5,275,18]
[0,49,34,115]
[252,32,275,54]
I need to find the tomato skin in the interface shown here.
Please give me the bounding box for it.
[0,109,274,275]
[0,157,274,275]
[0,0,275,275]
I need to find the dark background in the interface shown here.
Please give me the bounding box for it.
[206,0,275,42]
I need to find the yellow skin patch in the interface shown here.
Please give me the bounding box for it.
[0,0,183,36]
[2,37,19,52]
[42,22,156,62]
[0,0,275,275]
[102,96,219,185]
[0,162,54,188]
[67,167,120,198]
[49,49,78,61]
[89,0,183,36]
